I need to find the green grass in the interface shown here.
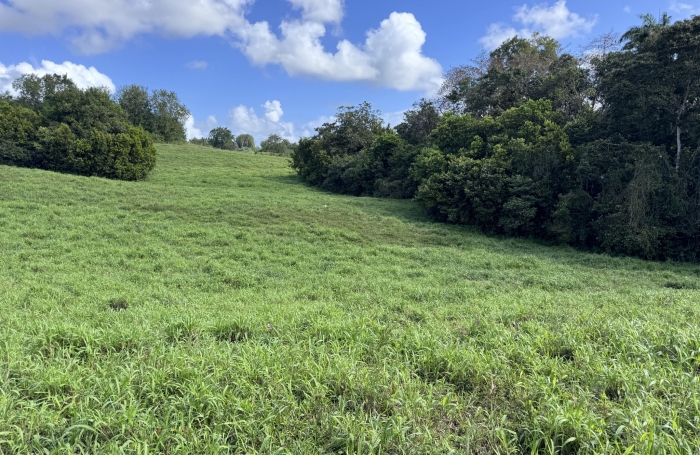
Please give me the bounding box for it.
[1,143,699,454]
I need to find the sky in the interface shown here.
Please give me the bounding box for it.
[0,0,698,142]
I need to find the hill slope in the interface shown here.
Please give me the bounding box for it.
[1,144,699,453]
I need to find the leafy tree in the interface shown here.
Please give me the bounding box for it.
[149,89,190,142]
[315,102,386,156]
[116,85,190,142]
[12,74,77,112]
[439,34,591,120]
[620,13,672,50]
[260,134,294,155]
[45,86,130,138]
[597,15,700,171]
[417,100,574,237]
[0,100,41,166]
[290,137,331,185]
[236,134,255,149]
[208,127,237,150]
[4,74,157,181]
[395,99,440,146]
[115,85,152,130]
[291,102,389,192]
[37,123,156,181]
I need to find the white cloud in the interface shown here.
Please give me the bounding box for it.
[0,0,252,54]
[480,24,520,50]
[185,116,204,139]
[623,6,632,13]
[670,1,700,16]
[229,100,295,142]
[263,100,283,122]
[238,12,442,93]
[185,115,219,139]
[0,0,442,93]
[480,1,597,50]
[288,0,344,23]
[187,60,208,69]
[0,60,115,94]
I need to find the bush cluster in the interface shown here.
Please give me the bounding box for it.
[1,74,157,181]
[189,128,258,151]
[292,16,700,261]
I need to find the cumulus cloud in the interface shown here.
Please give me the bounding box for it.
[187,60,208,69]
[670,1,700,16]
[185,116,204,140]
[288,0,344,23]
[263,100,284,122]
[0,60,115,94]
[185,115,219,139]
[0,0,252,54]
[229,101,295,142]
[238,12,442,93]
[480,1,597,49]
[0,0,442,92]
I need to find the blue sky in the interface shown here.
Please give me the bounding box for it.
[0,0,697,142]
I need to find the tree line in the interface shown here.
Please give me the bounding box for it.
[0,76,196,180]
[291,14,700,261]
[190,128,297,156]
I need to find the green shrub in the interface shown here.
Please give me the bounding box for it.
[208,127,238,150]
[38,124,156,181]
[0,101,41,167]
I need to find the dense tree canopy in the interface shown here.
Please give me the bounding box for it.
[236,134,256,150]
[116,85,190,142]
[291,14,700,261]
[208,127,238,150]
[259,134,295,156]
[1,74,157,181]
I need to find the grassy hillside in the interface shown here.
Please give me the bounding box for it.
[1,144,699,454]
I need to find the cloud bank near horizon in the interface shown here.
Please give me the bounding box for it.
[0,60,115,94]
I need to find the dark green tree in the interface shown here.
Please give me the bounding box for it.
[115,85,190,142]
[315,102,386,156]
[208,127,237,150]
[12,74,76,112]
[597,15,700,171]
[115,85,152,130]
[149,89,190,142]
[620,13,672,50]
[0,100,41,166]
[236,134,255,149]
[260,134,294,155]
[395,99,440,146]
[440,34,591,120]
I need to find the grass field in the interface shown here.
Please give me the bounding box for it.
[1,143,699,454]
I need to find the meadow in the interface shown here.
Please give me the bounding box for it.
[1,143,699,454]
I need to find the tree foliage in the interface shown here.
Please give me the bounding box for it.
[208,127,238,150]
[116,85,190,142]
[236,134,255,150]
[259,134,295,156]
[1,74,157,181]
[289,15,700,261]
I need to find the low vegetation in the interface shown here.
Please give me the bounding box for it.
[1,143,699,453]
